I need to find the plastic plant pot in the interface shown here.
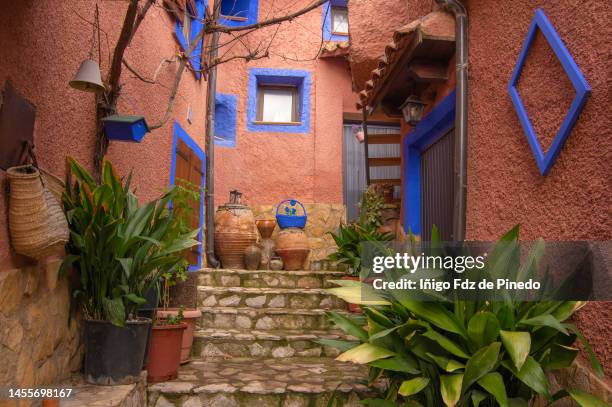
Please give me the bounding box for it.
[146,323,187,383]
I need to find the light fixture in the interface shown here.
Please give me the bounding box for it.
[400,95,426,126]
[69,5,105,93]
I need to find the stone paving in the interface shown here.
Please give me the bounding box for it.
[62,372,147,407]
[147,357,384,407]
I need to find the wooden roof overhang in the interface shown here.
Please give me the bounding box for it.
[356,11,456,117]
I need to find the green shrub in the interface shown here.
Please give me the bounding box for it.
[60,158,200,327]
[323,226,607,407]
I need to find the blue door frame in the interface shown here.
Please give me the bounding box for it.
[170,121,206,271]
[403,90,456,236]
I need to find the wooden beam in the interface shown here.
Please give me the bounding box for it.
[370,178,401,186]
[367,133,401,144]
[368,157,401,166]
[407,62,448,82]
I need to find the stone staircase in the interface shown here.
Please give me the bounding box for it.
[147,268,383,406]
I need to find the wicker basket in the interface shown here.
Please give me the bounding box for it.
[7,165,69,259]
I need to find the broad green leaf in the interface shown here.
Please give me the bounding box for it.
[440,374,463,407]
[467,312,500,350]
[124,293,146,305]
[396,300,467,339]
[507,398,529,407]
[426,353,465,372]
[326,311,368,342]
[369,325,402,341]
[545,344,579,370]
[471,389,487,407]
[565,323,605,378]
[551,301,584,321]
[422,330,470,359]
[567,389,611,407]
[500,330,530,370]
[368,355,420,374]
[462,342,501,392]
[398,377,430,397]
[326,286,391,306]
[502,356,550,399]
[520,314,568,335]
[335,343,395,364]
[102,297,126,327]
[314,338,359,352]
[477,372,508,407]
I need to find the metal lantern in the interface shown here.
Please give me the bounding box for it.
[400,95,426,126]
[69,59,105,93]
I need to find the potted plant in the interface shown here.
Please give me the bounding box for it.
[155,178,202,363]
[147,307,187,382]
[60,158,199,385]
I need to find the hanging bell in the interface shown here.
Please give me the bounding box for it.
[69,59,105,93]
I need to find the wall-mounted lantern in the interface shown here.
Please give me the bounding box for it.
[400,95,426,126]
[102,115,150,143]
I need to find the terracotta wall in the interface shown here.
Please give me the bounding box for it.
[465,0,612,373]
[0,0,207,388]
[214,0,353,208]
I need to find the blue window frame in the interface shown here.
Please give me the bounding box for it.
[175,0,206,79]
[246,68,311,133]
[215,93,237,147]
[170,121,206,270]
[323,0,349,41]
[508,9,591,176]
[403,90,455,236]
[220,0,258,26]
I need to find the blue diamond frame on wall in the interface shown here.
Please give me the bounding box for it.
[508,8,591,176]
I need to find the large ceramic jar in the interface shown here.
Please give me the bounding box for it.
[214,191,257,269]
[275,227,310,271]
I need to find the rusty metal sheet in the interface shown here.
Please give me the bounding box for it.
[0,81,36,170]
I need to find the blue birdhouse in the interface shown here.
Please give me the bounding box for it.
[102,115,150,143]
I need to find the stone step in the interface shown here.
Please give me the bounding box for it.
[198,306,349,331]
[193,328,356,359]
[197,286,346,310]
[198,268,345,289]
[147,357,385,407]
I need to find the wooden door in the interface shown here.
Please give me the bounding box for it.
[174,139,203,265]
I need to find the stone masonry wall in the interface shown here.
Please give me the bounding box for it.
[0,262,82,406]
[252,204,346,268]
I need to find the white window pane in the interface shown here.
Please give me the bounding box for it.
[333,8,348,33]
[262,89,294,122]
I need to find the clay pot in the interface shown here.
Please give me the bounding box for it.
[275,227,310,271]
[156,308,201,363]
[244,244,262,270]
[269,256,284,271]
[214,198,257,269]
[259,237,276,269]
[147,323,186,382]
[256,219,276,239]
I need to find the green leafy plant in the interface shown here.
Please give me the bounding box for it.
[360,186,386,228]
[157,305,185,326]
[327,222,394,276]
[60,158,200,327]
[159,178,200,311]
[322,226,607,407]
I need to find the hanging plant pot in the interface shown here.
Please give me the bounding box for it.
[102,115,150,143]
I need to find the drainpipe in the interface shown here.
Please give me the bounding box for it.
[205,1,221,268]
[436,0,468,242]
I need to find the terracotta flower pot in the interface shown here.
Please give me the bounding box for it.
[156,308,201,363]
[147,323,186,382]
[275,227,310,271]
[342,276,362,313]
[256,219,276,239]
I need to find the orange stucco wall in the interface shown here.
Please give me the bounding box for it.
[0,1,207,271]
[214,0,354,207]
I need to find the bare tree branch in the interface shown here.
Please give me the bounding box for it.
[122,56,177,84]
[206,0,327,33]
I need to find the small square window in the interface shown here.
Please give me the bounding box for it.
[256,86,299,124]
[331,6,348,35]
